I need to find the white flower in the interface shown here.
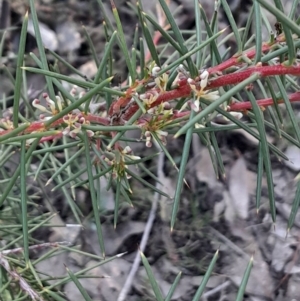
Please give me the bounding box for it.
[187,71,219,112]
[32,99,52,114]
[151,66,161,77]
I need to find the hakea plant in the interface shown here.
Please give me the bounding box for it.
[1,17,300,223]
[1,33,300,149]
[2,34,300,141]
[2,0,300,300]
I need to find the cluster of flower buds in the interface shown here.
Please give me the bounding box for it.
[144,129,168,148]
[102,146,141,180]
[0,116,13,131]
[140,102,172,147]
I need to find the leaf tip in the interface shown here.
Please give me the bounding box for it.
[286,228,290,239]
[45,179,52,186]
[117,251,127,257]
[110,0,116,9]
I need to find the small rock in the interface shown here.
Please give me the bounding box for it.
[56,21,81,53]
[28,18,58,51]
[284,145,300,171]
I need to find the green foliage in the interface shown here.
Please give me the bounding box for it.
[0,0,300,300]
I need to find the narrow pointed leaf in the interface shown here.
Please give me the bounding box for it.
[47,48,88,79]
[235,256,254,301]
[195,0,202,68]
[95,0,114,30]
[136,3,161,66]
[20,140,29,264]
[143,12,182,54]
[29,0,55,100]
[125,168,170,198]
[46,147,85,185]
[192,250,219,301]
[111,0,136,81]
[171,110,195,230]
[13,11,28,128]
[253,0,262,64]
[256,143,264,211]
[246,91,276,222]
[83,130,105,257]
[220,0,242,53]
[165,272,182,301]
[82,25,100,66]
[287,179,300,232]
[273,0,295,65]
[71,166,113,189]
[274,76,300,143]
[114,178,121,228]
[65,266,93,301]
[140,251,164,301]
[94,31,117,84]
[199,4,222,65]
[157,0,197,76]
[0,139,40,207]
[242,5,254,47]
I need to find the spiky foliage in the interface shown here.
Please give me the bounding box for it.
[0,0,300,300]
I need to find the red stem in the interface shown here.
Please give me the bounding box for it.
[208,65,300,89]
[85,114,110,125]
[228,91,300,111]
[207,44,269,73]
[0,113,109,137]
[122,64,300,120]
[40,133,63,142]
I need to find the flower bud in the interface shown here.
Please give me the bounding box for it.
[151,66,161,77]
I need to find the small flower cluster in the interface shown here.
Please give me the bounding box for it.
[144,128,168,148]
[62,113,94,138]
[0,116,14,131]
[151,65,169,92]
[102,146,140,180]
[140,103,173,147]
[32,87,93,139]
[32,92,63,116]
[187,70,219,112]
[138,65,169,110]
[140,91,159,110]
